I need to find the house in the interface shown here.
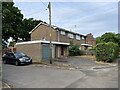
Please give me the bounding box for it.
[85,33,96,45]
[81,33,96,50]
[29,22,86,45]
[16,22,86,62]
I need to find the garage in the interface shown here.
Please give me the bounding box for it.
[42,44,51,61]
[16,40,70,63]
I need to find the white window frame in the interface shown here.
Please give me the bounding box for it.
[68,33,74,38]
[81,36,84,40]
[76,35,80,40]
[60,31,66,35]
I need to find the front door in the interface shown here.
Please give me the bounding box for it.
[61,46,64,56]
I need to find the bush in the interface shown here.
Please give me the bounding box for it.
[69,45,80,56]
[95,42,119,62]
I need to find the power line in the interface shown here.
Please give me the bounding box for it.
[40,0,48,8]
[25,0,48,17]
[25,9,47,17]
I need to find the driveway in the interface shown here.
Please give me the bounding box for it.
[54,56,117,70]
[2,56,118,88]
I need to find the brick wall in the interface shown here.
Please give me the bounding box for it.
[59,31,85,45]
[31,25,86,46]
[16,43,42,62]
[31,24,58,41]
[86,33,96,45]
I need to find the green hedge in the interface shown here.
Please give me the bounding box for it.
[95,42,119,62]
[69,45,80,56]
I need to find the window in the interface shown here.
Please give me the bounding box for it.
[68,33,74,38]
[81,36,84,40]
[60,31,66,35]
[76,35,80,40]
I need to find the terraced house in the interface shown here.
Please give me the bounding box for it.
[16,22,87,62]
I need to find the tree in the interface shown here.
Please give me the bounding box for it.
[100,32,117,43]
[116,34,120,47]
[2,2,43,42]
[95,32,120,55]
[96,36,103,44]
[2,2,23,42]
[21,18,42,41]
[96,32,119,45]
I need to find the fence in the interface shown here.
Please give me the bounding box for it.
[2,47,16,55]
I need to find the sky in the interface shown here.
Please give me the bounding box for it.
[13,0,119,38]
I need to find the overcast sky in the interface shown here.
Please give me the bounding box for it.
[14,0,119,37]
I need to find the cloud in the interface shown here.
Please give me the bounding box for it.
[74,8,118,37]
[14,0,119,2]
[14,1,118,37]
[51,2,118,37]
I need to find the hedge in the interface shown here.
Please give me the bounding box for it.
[69,45,80,56]
[95,42,119,62]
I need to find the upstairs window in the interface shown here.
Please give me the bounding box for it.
[81,36,84,40]
[60,31,66,35]
[68,33,74,38]
[76,35,80,40]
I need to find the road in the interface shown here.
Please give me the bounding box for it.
[3,64,85,88]
[2,56,119,88]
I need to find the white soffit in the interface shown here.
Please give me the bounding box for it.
[81,44,92,46]
[16,40,70,45]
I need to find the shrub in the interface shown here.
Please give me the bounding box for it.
[69,45,80,56]
[95,42,119,62]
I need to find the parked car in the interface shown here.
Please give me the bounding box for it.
[2,52,32,66]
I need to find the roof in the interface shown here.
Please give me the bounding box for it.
[16,40,70,46]
[29,22,86,37]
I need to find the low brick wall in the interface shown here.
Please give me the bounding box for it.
[80,50,95,55]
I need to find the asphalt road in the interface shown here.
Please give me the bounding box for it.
[3,64,85,88]
[2,57,119,88]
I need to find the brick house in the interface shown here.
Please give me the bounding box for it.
[85,33,96,45]
[29,22,86,45]
[81,33,96,50]
[16,22,86,62]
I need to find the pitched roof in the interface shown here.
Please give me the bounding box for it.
[29,22,86,37]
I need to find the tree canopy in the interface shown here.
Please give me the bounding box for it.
[21,18,42,41]
[96,32,120,47]
[2,2,42,42]
[2,2,23,42]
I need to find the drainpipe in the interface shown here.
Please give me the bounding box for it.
[84,36,87,44]
[57,29,60,58]
[57,29,60,42]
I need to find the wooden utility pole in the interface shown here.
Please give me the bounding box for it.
[48,2,52,64]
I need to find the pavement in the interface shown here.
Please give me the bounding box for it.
[2,56,119,88]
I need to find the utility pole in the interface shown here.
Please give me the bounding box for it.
[48,2,52,64]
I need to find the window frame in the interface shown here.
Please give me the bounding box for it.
[60,31,66,35]
[76,35,80,40]
[68,33,74,39]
